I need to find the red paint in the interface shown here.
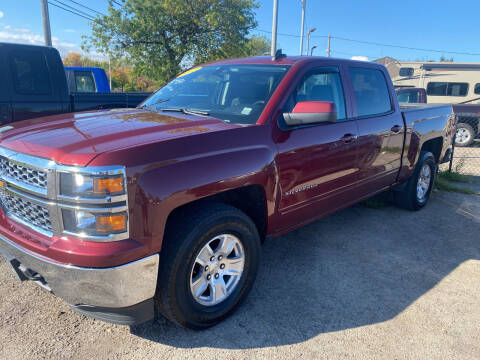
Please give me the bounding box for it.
[292,101,335,114]
[0,57,454,268]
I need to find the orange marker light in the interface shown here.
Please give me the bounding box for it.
[94,176,124,194]
[96,214,127,233]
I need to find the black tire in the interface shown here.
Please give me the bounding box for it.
[155,202,261,329]
[455,123,475,147]
[394,151,436,211]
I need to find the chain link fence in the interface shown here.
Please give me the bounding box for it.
[446,115,480,175]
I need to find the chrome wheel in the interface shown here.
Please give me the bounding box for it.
[190,234,245,307]
[455,128,472,145]
[416,164,431,202]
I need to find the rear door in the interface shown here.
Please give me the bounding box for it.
[274,66,359,229]
[348,66,404,193]
[7,47,66,121]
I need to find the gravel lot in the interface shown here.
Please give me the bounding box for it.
[0,190,479,360]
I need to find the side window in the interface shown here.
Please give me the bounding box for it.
[427,82,469,97]
[475,83,480,95]
[399,67,414,77]
[349,67,392,117]
[9,50,52,95]
[75,71,96,92]
[286,70,347,121]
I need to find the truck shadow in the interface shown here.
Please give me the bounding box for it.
[130,191,480,349]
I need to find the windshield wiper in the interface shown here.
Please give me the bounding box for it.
[161,107,210,116]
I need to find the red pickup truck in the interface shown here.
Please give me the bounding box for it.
[0,55,454,329]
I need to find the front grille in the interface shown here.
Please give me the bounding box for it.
[0,157,47,189]
[0,191,52,233]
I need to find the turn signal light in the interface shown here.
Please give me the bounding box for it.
[96,214,127,233]
[94,176,124,194]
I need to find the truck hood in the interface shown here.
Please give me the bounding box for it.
[0,109,240,166]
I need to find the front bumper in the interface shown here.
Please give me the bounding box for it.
[0,233,159,324]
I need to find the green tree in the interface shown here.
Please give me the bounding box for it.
[83,0,259,83]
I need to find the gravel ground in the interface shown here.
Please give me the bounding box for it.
[0,190,479,360]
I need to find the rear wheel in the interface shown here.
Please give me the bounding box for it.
[155,203,261,329]
[455,123,475,147]
[394,151,436,211]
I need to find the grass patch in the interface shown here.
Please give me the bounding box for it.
[437,170,472,183]
[434,176,477,195]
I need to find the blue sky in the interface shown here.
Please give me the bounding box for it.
[0,0,479,62]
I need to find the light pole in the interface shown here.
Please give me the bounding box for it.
[306,27,316,56]
[310,45,317,56]
[271,0,279,57]
[299,0,305,55]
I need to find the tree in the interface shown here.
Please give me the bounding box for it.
[83,0,259,83]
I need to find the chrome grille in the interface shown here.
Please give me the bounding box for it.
[0,191,52,233]
[0,157,47,189]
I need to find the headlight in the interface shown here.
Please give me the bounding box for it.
[60,172,125,198]
[62,209,127,237]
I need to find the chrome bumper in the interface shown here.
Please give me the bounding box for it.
[0,234,159,308]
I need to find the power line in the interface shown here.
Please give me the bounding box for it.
[110,0,122,6]
[48,1,94,21]
[50,0,97,19]
[256,29,480,56]
[65,0,106,16]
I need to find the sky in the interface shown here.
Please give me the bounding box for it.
[0,0,479,62]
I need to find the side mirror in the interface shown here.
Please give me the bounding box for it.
[283,101,337,126]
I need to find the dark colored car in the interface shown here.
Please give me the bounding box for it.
[395,87,480,146]
[0,42,151,124]
[0,55,454,329]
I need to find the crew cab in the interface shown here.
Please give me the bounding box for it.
[0,43,150,124]
[0,55,454,329]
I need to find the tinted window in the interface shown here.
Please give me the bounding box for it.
[75,71,96,92]
[397,90,419,103]
[9,50,52,95]
[285,71,346,121]
[474,83,480,95]
[350,67,392,117]
[427,82,469,96]
[399,67,414,77]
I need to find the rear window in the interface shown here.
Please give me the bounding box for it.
[427,82,469,97]
[399,67,414,77]
[9,50,52,95]
[397,90,419,103]
[349,67,392,117]
[75,71,96,92]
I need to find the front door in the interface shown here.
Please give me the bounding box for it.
[274,66,359,231]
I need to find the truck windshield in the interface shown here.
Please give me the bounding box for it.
[141,64,290,125]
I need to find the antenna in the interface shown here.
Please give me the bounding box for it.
[273,49,286,61]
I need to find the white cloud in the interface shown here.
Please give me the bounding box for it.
[351,56,369,62]
[0,25,94,57]
[64,29,76,33]
[0,11,4,19]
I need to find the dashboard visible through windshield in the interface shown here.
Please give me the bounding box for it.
[141,64,290,125]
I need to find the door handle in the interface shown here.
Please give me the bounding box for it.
[391,125,402,133]
[341,133,356,143]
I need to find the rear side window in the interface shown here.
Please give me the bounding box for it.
[9,50,52,95]
[427,82,469,96]
[475,83,480,95]
[74,71,96,92]
[349,67,392,117]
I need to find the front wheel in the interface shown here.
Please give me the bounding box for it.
[394,151,436,211]
[155,203,261,329]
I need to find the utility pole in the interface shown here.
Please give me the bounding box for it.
[299,0,305,55]
[41,0,52,46]
[271,0,279,57]
[306,28,316,56]
[326,34,331,57]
